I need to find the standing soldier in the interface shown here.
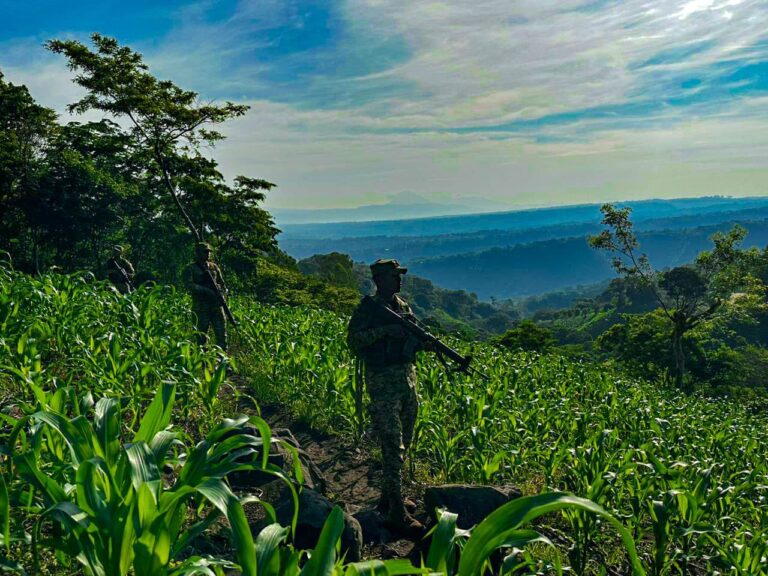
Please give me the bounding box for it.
[347,258,430,536]
[185,242,228,351]
[107,245,135,293]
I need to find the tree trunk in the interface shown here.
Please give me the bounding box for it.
[672,327,688,393]
[32,235,40,276]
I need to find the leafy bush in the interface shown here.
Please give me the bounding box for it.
[495,320,555,353]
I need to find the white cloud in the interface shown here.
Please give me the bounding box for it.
[210,96,768,210]
[338,0,768,127]
[3,0,768,214]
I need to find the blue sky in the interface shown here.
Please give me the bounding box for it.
[2,0,768,213]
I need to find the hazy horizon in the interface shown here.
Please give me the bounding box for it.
[274,193,768,226]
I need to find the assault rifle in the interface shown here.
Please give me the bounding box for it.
[198,262,237,328]
[111,258,134,293]
[373,299,489,381]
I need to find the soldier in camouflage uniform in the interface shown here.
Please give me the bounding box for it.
[347,258,431,536]
[106,245,135,294]
[184,242,228,351]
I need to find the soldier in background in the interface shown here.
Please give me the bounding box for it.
[347,258,431,536]
[184,242,228,351]
[107,245,135,293]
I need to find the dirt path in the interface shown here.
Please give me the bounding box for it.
[258,403,427,560]
[261,406,384,512]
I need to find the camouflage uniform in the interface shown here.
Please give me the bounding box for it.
[347,266,424,526]
[106,246,135,293]
[184,246,228,350]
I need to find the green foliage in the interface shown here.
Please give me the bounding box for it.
[590,204,764,391]
[0,36,367,313]
[6,385,289,576]
[2,267,768,573]
[424,493,646,576]
[46,33,281,268]
[495,320,555,353]
[596,310,675,378]
[0,36,284,290]
[298,253,358,290]
[248,257,360,315]
[230,296,768,574]
[0,265,231,433]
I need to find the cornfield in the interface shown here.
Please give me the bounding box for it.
[1,265,766,574]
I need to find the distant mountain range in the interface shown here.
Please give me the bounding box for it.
[277,196,768,300]
[282,204,768,263]
[272,191,513,225]
[408,221,768,299]
[279,196,768,239]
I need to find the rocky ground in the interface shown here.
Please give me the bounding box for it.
[258,405,427,561]
[239,402,522,563]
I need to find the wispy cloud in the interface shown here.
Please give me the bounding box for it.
[1,0,768,211]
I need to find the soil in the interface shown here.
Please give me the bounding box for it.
[257,402,430,561]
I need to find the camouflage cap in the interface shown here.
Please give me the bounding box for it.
[112,244,125,254]
[370,258,407,277]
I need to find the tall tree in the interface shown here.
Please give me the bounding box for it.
[47,34,279,260]
[0,72,57,271]
[590,204,760,392]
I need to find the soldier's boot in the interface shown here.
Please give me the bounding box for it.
[384,488,424,538]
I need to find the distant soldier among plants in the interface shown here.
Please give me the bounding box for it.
[106,245,135,293]
[185,242,229,351]
[347,258,432,536]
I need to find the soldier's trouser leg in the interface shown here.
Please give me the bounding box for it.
[194,308,211,346]
[401,365,418,454]
[366,364,417,522]
[210,306,227,351]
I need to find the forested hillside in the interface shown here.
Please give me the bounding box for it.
[409,220,768,299]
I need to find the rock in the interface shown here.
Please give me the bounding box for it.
[271,428,328,493]
[353,508,389,544]
[272,488,363,562]
[226,427,327,492]
[424,484,522,529]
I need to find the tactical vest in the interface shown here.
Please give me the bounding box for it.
[190,262,222,309]
[359,296,415,368]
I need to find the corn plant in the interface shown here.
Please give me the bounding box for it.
[3,267,768,574]
[422,492,645,576]
[228,297,768,574]
[5,382,296,576]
